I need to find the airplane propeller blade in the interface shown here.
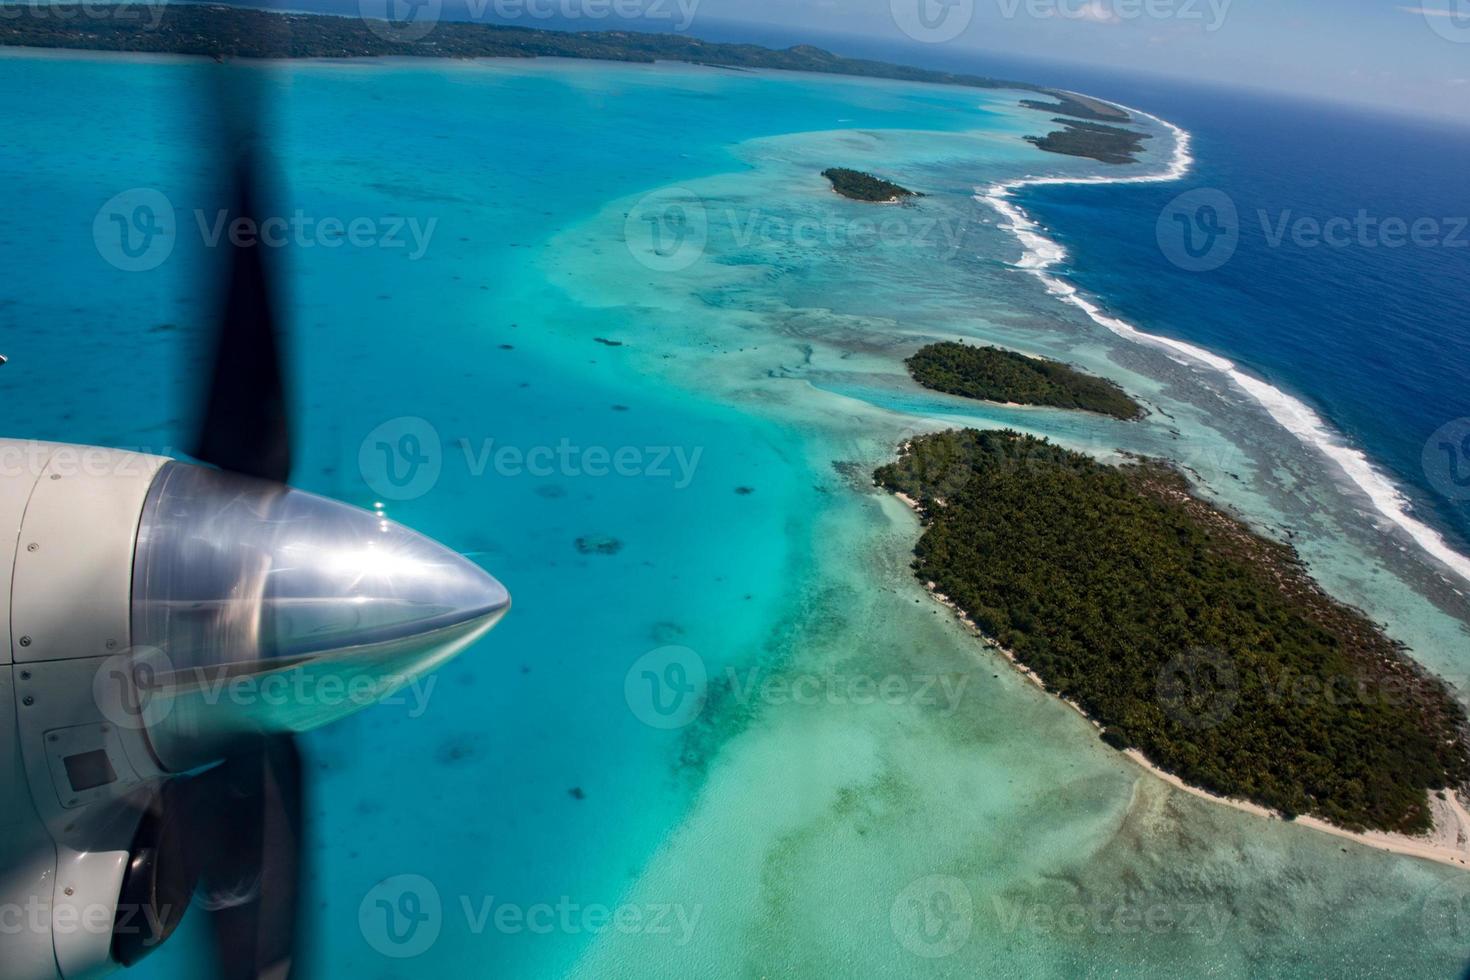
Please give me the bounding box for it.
[190,72,292,486]
[190,65,303,979]
[195,736,305,980]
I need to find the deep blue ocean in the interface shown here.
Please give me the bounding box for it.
[1009,79,1470,552]
[740,27,1470,553]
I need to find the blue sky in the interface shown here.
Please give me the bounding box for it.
[608,0,1470,122]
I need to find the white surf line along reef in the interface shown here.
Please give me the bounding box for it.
[979,96,1470,587]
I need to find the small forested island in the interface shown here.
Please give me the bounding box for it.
[876,429,1470,834]
[906,342,1143,420]
[822,168,919,203]
[1026,119,1152,165]
[1017,92,1148,164]
[1019,92,1131,123]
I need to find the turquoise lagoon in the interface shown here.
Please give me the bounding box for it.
[2,51,1469,977]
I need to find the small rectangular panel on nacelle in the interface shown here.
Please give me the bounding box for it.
[42,724,143,810]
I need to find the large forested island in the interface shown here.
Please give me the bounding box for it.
[0,5,1151,168]
[907,342,1144,420]
[0,3,1036,91]
[875,429,1470,834]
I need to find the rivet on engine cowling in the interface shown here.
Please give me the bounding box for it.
[26,542,38,552]
[106,639,117,650]
[21,696,34,706]
[18,636,31,647]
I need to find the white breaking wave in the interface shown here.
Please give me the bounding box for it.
[978,101,1470,585]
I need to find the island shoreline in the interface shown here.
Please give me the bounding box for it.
[886,490,1470,871]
